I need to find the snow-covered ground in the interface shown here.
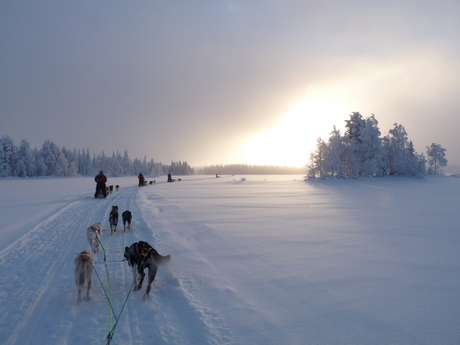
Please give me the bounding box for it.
[0,174,459,345]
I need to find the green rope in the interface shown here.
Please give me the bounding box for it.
[105,260,113,333]
[106,275,138,344]
[96,233,116,333]
[94,232,145,345]
[90,262,118,321]
[91,257,137,345]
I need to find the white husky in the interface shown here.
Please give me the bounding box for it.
[87,222,102,254]
[74,250,94,304]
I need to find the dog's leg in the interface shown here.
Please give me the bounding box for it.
[132,264,140,291]
[86,267,92,301]
[77,285,82,304]
[143,266,158,299]
[136,266,146,291]
[76,263,84,304]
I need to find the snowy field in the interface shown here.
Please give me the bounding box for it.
[0,174,459,345]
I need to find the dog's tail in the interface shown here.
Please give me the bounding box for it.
[154,254,171,266]
[74,252,94,286]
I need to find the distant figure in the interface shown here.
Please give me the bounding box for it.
[216,174,220,178]
[94,170,107,198]
[167,173,172,182]
[138,173,145,187]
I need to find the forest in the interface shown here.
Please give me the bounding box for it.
[306,112,447,178]
[0,137,193,177]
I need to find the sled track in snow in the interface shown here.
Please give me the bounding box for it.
[0,185,230,345]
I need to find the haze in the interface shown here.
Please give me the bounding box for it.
[1,1,459,167]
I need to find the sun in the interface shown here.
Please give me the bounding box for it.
[242,95,348,167]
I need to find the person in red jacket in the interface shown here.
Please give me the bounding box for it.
[138,173,145,187]
[94,170,107,198]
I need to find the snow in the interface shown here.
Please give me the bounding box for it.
[0,174,459,345]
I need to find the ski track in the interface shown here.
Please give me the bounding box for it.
[0,185,231,345]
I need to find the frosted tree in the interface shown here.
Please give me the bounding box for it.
[306,138,327,178]
[85,149,92,175]
[77,150,87,175]
[0,136,16,177]
[109,151,124,177]
[132,157,142,174]
[122,150,132,175]
[358,114,385,176]
[325,126,345,177]
[56,147,70,176]
[16,139,36,177]
[382,124,424,176]
[33,147,47,176]
[40,140,65,176]
[426,143,447,175]
[343,112,366,177]
[62,148,78,176]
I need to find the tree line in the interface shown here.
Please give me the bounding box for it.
[0,136,193,177]
[306,112,447,178]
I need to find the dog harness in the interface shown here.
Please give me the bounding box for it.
[133,242,153,272]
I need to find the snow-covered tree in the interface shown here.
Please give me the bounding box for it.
[16,139,36,177]
[382,124,425,176]
[358,114,385,176]
[62,148,79,177]
[0,135,184,178]
[40,140,65,176]
[0,136,16,177]
[343,112,366,177]
[426,143,447,175]
[306,138,327,178]
[306,114,426,178]
[109,151,124,177]
[122,150,132,174]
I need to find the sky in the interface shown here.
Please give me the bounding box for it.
[1,0,459,168]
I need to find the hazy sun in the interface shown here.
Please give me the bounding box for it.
[242,95,348,167]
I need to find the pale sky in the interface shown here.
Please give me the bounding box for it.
[1,1,459,167]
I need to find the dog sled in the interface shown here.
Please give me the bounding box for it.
[94,187,107,198]
[94,185,115,198]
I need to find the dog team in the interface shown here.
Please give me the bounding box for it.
[74,206,170,304]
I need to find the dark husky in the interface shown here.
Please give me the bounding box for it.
[122,210,132,232]
[74,250,94,304]
[124,241,170,299]
[109,206,118,235]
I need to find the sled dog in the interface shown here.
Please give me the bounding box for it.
[124,241,170,299]
[109,206,118,235]
[122,210,132,231]
[74,250,94,304]
[87,222,102,254]
[115,185,119,191]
